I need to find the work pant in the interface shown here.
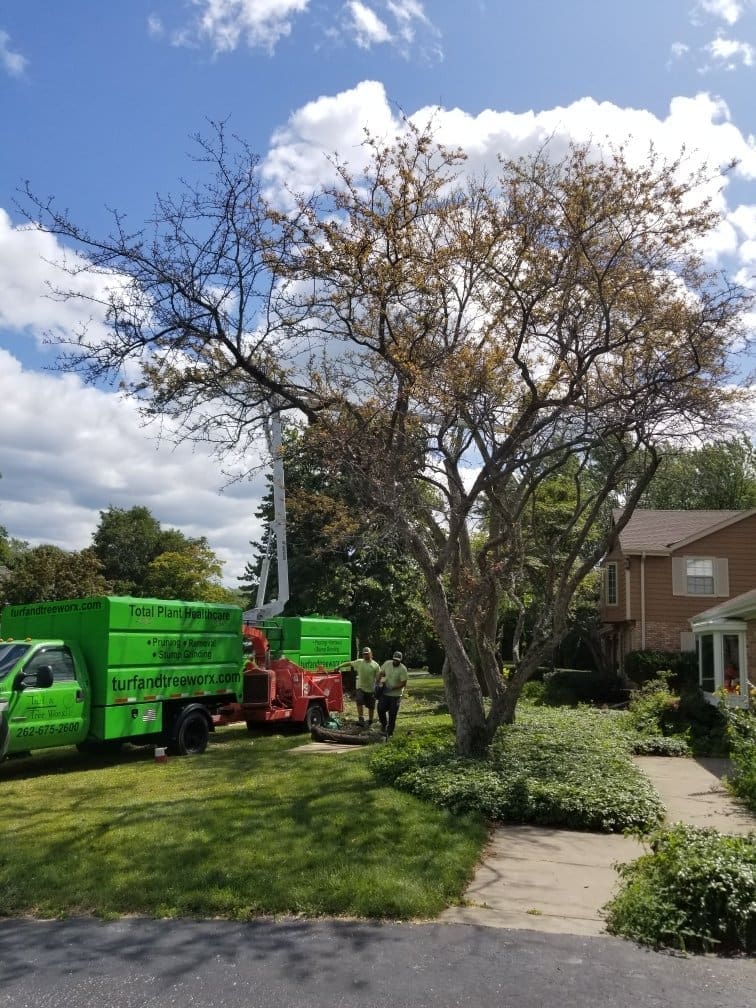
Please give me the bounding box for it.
[377,694,401,737]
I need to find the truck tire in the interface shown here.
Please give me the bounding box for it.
[305,704,328,730]
[171,708,210,756]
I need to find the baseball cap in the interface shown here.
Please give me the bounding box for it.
[362,647,371,654]
[392,651,403,660]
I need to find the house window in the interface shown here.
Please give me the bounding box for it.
[686,558,714,595]
[605,562,618,606]
[692,620,748,708]
[672,556,728,597]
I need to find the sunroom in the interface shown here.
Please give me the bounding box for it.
[689,588,756,710]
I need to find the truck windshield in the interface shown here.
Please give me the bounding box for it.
[0,643,30,679]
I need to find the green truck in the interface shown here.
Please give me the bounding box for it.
[0,596,351,761]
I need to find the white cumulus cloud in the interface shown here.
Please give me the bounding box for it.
[0,347,266,585]
[697,0,744,25]
[0,212,267,585]
[0,29,27,77]
[707,34,756,66]
[263,85,756,217]
[346,2,392,48]
[182,0,310,53]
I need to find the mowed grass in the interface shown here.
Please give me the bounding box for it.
[0,707,485,921]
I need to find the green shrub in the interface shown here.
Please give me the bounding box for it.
[520,680,547,705]
[542,667,623,706]
[626,679,732,756]
[367,725,455,784]
[626,672,680,737]
[605,824,756,954]
[727,708,756,813]
[675,689,732,756]
[624,649,698,692]
[631,735,690,756]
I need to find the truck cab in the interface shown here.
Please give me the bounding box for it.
[0,639,91,758]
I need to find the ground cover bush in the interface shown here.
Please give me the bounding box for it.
[369,707,664,833]
[605,824,756,955]
[630,735,690,756]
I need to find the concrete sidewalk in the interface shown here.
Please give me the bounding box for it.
[634,755,755,834]
[439,756,756,936]
[437,826,644,936]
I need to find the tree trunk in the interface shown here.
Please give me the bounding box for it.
[424,575,489,757]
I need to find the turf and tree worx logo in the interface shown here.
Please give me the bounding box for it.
[111,671,238,692]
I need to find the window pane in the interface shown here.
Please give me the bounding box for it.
[723,635,740,692]
[686,558,714,594]
[687,575,714,594]
[700,634,715,692]
[687,558,713,577]
[606,564,617,605]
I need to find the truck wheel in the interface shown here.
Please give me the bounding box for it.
[305,704,328,730]
[173,709,210,756]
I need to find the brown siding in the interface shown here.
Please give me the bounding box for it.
[747,620,756,687]
[602,513,756,657]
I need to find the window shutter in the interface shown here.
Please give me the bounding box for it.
[680,632,695,652]
[714,558,729,597]
[671,557,686,596]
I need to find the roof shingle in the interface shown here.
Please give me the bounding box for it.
[613,509,747,553]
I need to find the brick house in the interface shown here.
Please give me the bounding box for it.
[600,508,756,674]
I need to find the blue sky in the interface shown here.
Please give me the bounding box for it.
[2,0,756,586]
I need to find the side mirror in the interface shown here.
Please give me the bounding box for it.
[34,665,54,688]
[14,664,54,690]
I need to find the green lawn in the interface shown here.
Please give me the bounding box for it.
[0,677,682,922]
[0,717,485,921]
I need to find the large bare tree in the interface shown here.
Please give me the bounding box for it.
[23,123,751,755]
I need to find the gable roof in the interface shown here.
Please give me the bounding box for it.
[690,586,756,625]
[612,509,756,555]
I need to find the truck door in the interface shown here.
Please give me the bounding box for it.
[6,646,88,753]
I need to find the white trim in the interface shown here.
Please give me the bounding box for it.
[640,553,646,649]
[693,622,750,709]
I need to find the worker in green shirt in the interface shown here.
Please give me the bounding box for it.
[338,646,380,727]
[376,651,408,738]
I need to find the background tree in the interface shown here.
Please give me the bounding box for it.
[497,458,607,671]
[242,426,432,662]
[91,506,165,594]
[143,541,239,603]
[91,505,231,599]
[638,435,756,510]
[26,125,751,755]
[1,545,110,604]
[0,526,29,573]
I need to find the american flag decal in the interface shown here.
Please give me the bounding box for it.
[142,708,158,722]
